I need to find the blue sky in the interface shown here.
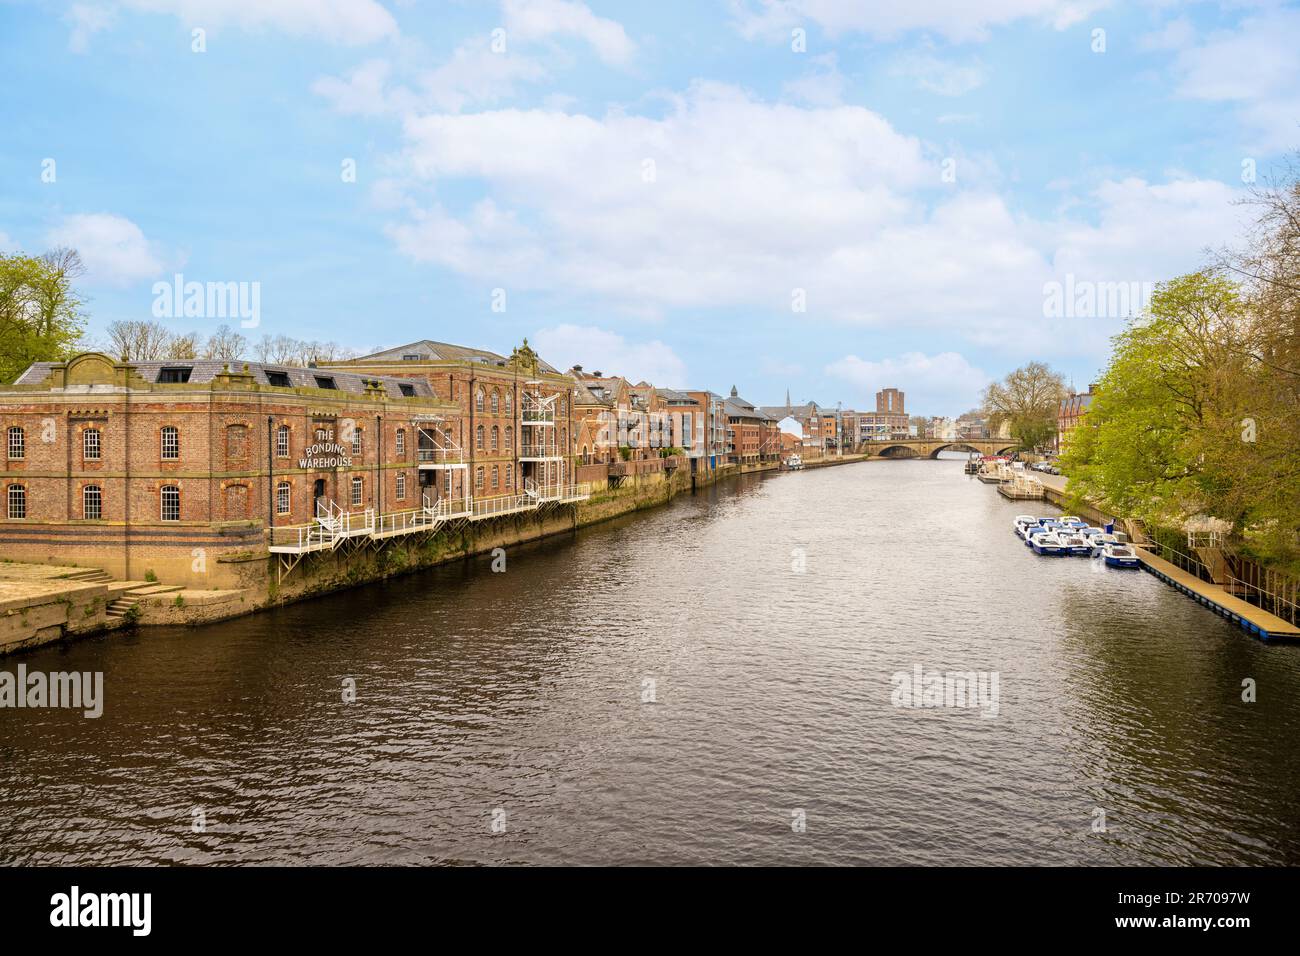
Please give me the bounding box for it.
[2,0,1297,415]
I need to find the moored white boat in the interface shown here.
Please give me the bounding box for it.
[1029,530,1068,555]
[1102,542,1140,567]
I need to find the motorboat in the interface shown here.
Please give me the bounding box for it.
[785,454,804,470]
[1055,531,1093,556]
[1014,515,1038,537]
[1029,530,1068,556]
[1102,541,1141,568]
[1057,515,1088,529]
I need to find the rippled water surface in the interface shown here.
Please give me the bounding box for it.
[4,457,1300,865]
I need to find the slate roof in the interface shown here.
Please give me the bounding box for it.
[15,358,438,398]
[349,339,561,374]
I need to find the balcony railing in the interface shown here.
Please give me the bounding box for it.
[418,447,464,464]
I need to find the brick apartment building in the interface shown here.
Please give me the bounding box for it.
[1057,385,1096,452]
[0,351,457,584]
[326,339,576,499]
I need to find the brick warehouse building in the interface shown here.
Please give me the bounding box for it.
[0,352,457,585]
[325,338,577,500]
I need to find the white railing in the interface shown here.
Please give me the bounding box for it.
[418,447,465,465]
[374,508,436,537]
[472,493,534,518]
[268,522,336,551]
[517,444,559,458]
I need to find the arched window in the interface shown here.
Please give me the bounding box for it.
[395,428,406,458]
[561,428,567,452]
[160,485,180,521]
[160,426,179,460]
[83,428,101,461]
[351,427,363,457]
[491,426,499,451]
[276,481,291,515]
[491,464,499,489]
[83,485,102,520]
[475,466,484,490]
[7,484,27,519]
[395,472,407,501]
[475,388,485,412]
[505,392,513,415]
[276,424,290,458]
[491,390,500,414]
[7,426,25,460]
[505,425,513,450]
[476,425,485,450]
[505,463,513,487]
[351,476,363,507]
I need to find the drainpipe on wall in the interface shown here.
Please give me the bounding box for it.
[267,416,274,534]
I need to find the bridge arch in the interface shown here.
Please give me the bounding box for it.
[927,441,1018,459]
[874,444,922,459]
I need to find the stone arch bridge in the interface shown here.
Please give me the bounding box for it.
[851,439,1020,459]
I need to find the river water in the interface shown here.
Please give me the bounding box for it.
[3,455,1299,865]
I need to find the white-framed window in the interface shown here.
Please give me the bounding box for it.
[160,485,180,521]
[475,466,484,490]
[505,392,513,415]
[7,426,25,460]
[160,426,179,460]
[83,485,102,520]
[491,464,499,489]
[505,425,513,450]
[352,428,363,456]
[396,472,406,501]
[491,390,500,414]
[277,481,291,515]
[351,476,363,506]
[475,388,485,412]
[83,428,101,460]
[443,470,451,495]
[505,463,513,487]
[276,424,290,458]
[491,426,499,451]
[395,428,406,457]
[476,425,484,450]
[7,484,26,518]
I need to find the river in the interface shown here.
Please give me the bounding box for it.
[3,455,1299,865]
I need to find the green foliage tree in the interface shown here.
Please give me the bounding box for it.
[0,248,87,383]
[981,361,1068,451]
[1062,268,1300,570]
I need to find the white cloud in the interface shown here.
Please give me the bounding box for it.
[75,0,398,47]
[728,0,1105,44]
[375,83,1245,360]
[1163,8,1300,153]
[826,351,990,412]
[46,213,164,286]
[66,3,116,53]
[503,0,635,65]
[782,53,846,105]
[890,51,985,96]
[532,324,686,384]
[314,1,633,116]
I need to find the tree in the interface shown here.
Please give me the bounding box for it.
[168,331,202,359]
[981,361,1068,450]
[203,325,248,361]
[0,248,87,383]
[105,320,175,361]
[1060,270,1289,556]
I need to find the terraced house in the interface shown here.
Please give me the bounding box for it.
[0,352,458,586]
